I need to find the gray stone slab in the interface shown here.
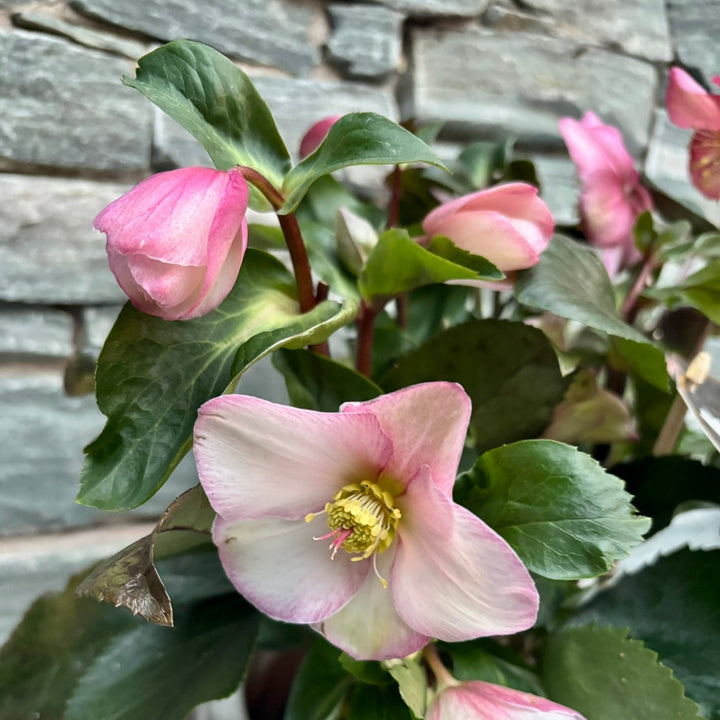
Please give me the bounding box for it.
[405,27,657,153]
[644,109,720,227]
[0,367,196,536]
[495,0,672,62]
[71,0,319,76]
[327,4,404,79]
[365,0,489,16]
[527,154,580,227]
[667,0,720,85]
[12,10,148,59]
[0,307,74,358]
[0,175,131,304]
[153,110,214,171]
[0,30,151,171]
[82,305,123,351]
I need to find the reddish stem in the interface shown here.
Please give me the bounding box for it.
[621,253,655,324]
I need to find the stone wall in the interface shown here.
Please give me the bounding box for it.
[1,0,718,712]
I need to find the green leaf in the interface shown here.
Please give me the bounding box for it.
[80,250,354,511]
[124,40,290,187]
[571,549,720,719]
[347,683,414,720]
[427,235,503,278]
[514,234,667,388]
[650,261,720,324]
[542,625,703,720]
[611,337,670,392]
[273,348,381,412]
[385,656,427,719]
[359,229,502,306]
[281,113,447,214]
[380,320,566,453]
[285,640,353,720]
[454,440,651,579]
[457,138,513,189]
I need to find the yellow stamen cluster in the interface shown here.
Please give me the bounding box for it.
[325,480,401,559]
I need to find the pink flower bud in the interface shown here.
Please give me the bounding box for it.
[299,116,342,159]
[421,183,554,274]
[666,67,720,200]
[559,112,652,276]
[95,167,249,321]
[428,681,585,720]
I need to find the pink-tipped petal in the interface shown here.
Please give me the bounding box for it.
[579,171,639,248]
[392,467,538,641]
[341,383,470,495]
[299,115,342,158]
[316,549,429,660]
[214,515,368,623]
[428,682,586,720]
[195,396,393,521]
[689,128,720,199]
[666,67,720,131]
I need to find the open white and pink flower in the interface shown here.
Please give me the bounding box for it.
[193,382,539,660]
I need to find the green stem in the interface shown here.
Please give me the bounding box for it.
[356,303,377,377]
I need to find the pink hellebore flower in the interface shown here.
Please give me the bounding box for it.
[94,167,249,321]
[559,112,652,276]
[299,115,342,158]
[428,681,586,720]
[193,382,539,661]
[422,183,554,276]
[666,67,720,200]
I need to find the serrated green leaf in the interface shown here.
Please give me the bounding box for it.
[571,549,720,718]
[380,320,566,453]
[454,440,650,579]
[273,348,381,412]
[427,235,503,278]
[542,625,703,720]
[124,40,290,189]
[281,113,447,214]
[386,657,427,719]
[80,250,354,511]
[359,229,502,306]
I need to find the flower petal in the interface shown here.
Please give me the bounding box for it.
[214,515,368,623]
[195,396,393,521]
[690,128,720,199]
[392,467,538,641]
[666,67,720,131]
[341,383,470,495]
[315,549,429,660]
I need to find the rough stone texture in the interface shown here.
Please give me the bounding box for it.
[667,0,720,85]
[528,154,580,226]
[405,27,657,153]
[327,4,404,79]
[0,30,151,171]
[82,305,123,350]
[12,10,149,59]
[0,367,197,536]
[0,175,130,304]
[71,0,320,76]
[366,0,489,16]
[0,307,74,358]
[644,109,720,226]
[153,111,214,171]
[494,0,672,62]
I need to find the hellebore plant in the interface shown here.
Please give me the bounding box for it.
[666,66,720,199]
[6,38,717,720]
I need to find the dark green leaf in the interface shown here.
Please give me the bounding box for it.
[347,683,414,720]
[457,139,513,189]
[427,235,503,278]
[281,113,447,213]
[454,440,650,579]
[340,655,392,686]
[80,250,354,511]
[124,40,290,187]
[633,211,656,254]
[611,456,720,534]
[273,348,381,412]
[381,320,566,453]
[650,261,720,324]
[285,640,352,720]
[611,337,670,392]
[542,625,702,720]
[571,549,720,719]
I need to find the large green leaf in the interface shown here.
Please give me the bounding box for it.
[514,234,668,389]
[347,683,413,720]
[281,113,447,213]
[381,320,566,453]
[571,549,720,719]
[650,261,720,324]
[124,40,290,187]
[80,250,355,511]
[542,625,702,720]
[454,440,651,579]
[359,230,502,305]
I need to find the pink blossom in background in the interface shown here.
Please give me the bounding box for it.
[193,382,539,661]
[95,167,249,321]
[299,115,342,158]
[421,183,554,281]
[559,112,652,276]
[666,67,720,200]
[427,681,586,720]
